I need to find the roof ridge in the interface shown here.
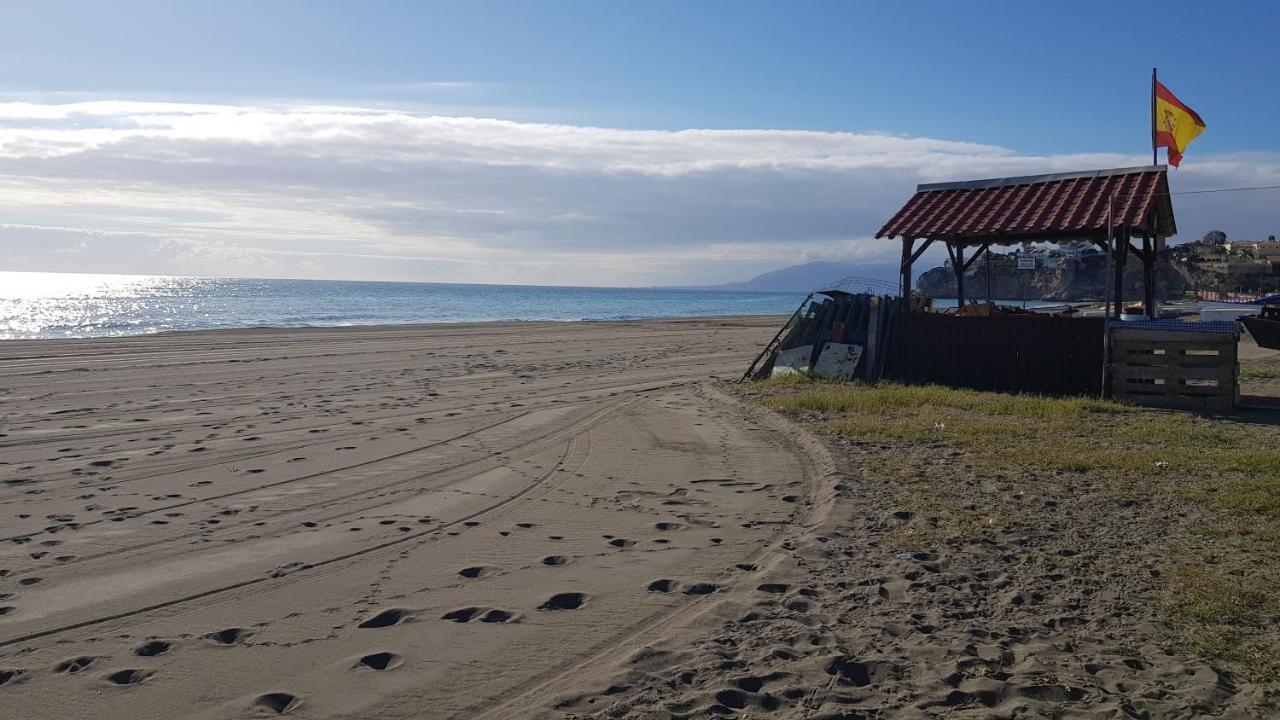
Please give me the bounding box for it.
[917,165,1165,193]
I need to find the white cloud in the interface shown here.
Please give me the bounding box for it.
[0,99,1276,285]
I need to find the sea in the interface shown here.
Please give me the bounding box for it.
[0,271,810,340]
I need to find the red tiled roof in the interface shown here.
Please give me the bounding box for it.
[876,166,1176,242]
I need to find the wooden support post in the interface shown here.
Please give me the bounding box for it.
[1142,234,1157,318]
[865,295,881,380]
[900,237,914,299]
[953,243,966,307]
[1113,229,1129,319]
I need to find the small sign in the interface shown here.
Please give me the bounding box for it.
[814,342,864,379]
[1017,257,1037,270]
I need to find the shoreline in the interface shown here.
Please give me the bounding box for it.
[1,313,793,344]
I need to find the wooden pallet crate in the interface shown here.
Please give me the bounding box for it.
[1110,327,1239,410]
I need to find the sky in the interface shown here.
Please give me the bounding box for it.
[2,0,1278,286]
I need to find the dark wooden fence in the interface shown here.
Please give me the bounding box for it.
[884,313,1105,396]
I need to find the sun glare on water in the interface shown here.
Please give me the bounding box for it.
[0,271,203,339]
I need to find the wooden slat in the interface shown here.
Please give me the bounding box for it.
[1116,351,1228,363]
[1114,365,1236,382]
[1115,341,1232,354]
[1111,329,1237,344]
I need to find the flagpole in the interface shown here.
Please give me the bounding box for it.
[1151,67,1158,166]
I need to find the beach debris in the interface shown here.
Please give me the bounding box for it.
[770,345,814,377]
[744,292,902,382]
[812,342,864,379]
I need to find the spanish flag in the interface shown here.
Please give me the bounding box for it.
[1154,80,1205,167]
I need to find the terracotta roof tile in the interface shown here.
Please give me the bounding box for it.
[876,166,1176,242]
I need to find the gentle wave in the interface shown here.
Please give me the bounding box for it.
[1,272,805,340]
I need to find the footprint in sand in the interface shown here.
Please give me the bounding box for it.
[206,628,252,645]
[252,692,301,714]
[53,656,98,674]
[481,609,516,623]
[608,538,636,549]
[714,689,751,709]
[647,579,679,593]
[105,669,151,685]
[541,555,569,566]
[683,583,718,596]
[538,592,587,611]
[442,607,481,623]
[358,608,413,629]
[457,566,493,578]
[0,669,25,686]
[134,640,172,657]
[825,656,895,687]
[355,652,402,671]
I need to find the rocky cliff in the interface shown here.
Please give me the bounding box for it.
[916,253,1191,301]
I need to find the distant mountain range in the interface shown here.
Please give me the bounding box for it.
[696,260,902,293]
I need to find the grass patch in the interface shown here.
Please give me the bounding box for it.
[759,381,1280,515]
[1241,366,1280,380]
[1165,566,1273,625]
[1164,566,1280,683]
[752,378,1280,685]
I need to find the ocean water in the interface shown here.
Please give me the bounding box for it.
[0,271,808,340]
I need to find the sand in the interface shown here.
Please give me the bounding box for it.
[5,318,1269,719]
[0,317,843,719]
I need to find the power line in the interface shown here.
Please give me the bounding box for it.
[1170,184,1280,196]
[1069,183,1280,201]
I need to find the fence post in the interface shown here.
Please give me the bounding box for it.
[864,296,881,380]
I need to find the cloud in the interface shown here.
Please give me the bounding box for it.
[0,99,1276,285]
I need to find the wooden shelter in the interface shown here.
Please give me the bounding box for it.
[876,166,1177,318]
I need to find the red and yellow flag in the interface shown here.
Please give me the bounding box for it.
[1154,80,1205,167]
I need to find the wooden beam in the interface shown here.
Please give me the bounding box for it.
[962,243,990,272]
[953,242,966,307]
[1142,233,1156,318]
[900,237,913,298]
[907,237,935,266]
[1113,227,1129,319]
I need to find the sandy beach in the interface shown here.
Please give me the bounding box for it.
[0,317,841,718]
[3,318,1276,719]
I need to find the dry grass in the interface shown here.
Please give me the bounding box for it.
[759,378,1280,517]
[1242,366,1280,380]
[1163,565,1280,682]
[755,377,1280,681]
